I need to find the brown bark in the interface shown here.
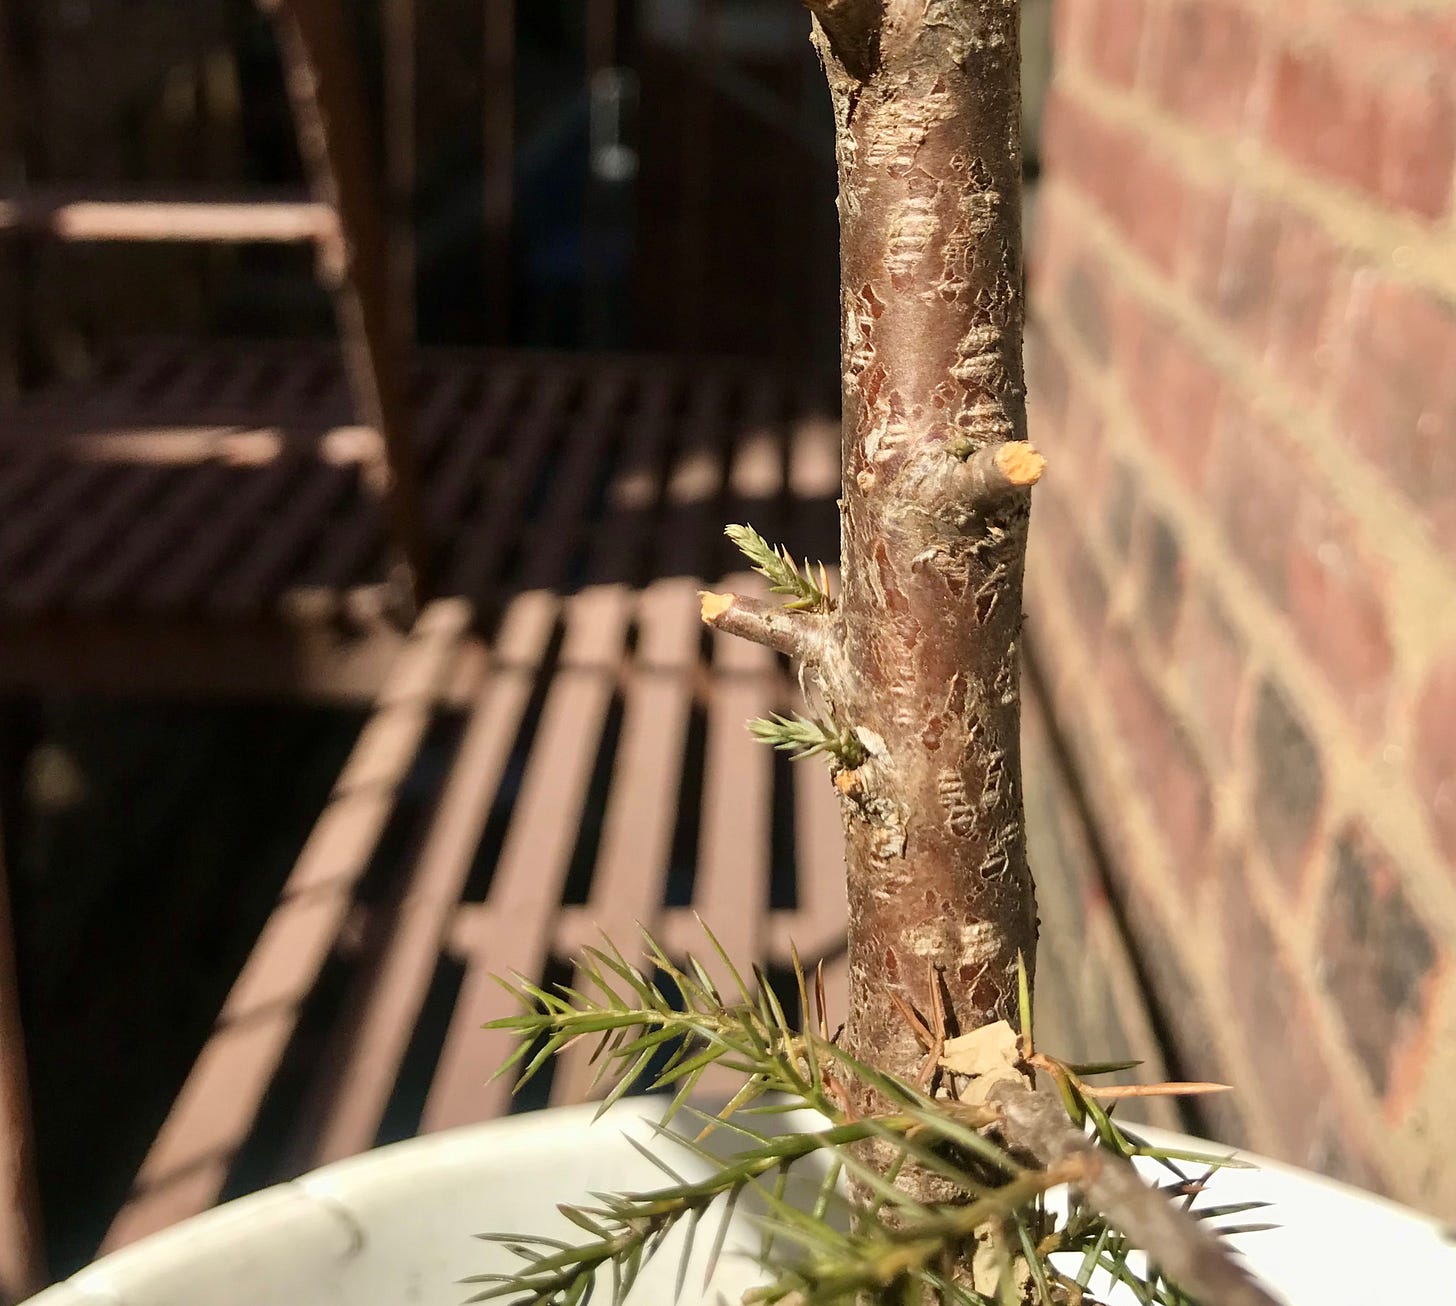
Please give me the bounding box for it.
[810,0,1038,1131]
[696,7,1280,1303]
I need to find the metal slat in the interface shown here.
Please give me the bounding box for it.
[0,192,334,243]
[0,462,110,584]
[69,463,236,612]
[101,597,472,1251]
[437,369,577,600]
[659,379,783,1097]
[548,578,701,1105]
[423,586,632,1127]
[138,455,307,613]
[548,375,736,1103]
[301,596,552,1162]
[302,372,629,1157]
[280,368,486,601]
[206,464,353,616]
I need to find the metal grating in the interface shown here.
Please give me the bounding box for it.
[21,341,853,1254]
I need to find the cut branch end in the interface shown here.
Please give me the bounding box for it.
[700,592,832,665]
[949,440,1048,508]
[995,441,1047,488]
[699,590,737,623]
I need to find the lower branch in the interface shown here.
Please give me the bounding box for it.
[993,1082,1281,1306]
[700,591,833,666]
[948,441,1047,507]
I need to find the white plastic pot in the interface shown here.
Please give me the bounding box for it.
[26,1099,1456,1305]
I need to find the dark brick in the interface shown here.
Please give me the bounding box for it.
[1175,587,1244,763]
[1139,509,1183,646]
[1414,651,1456,870]
[1105,458,1137,557]
[1035,491,1109,648]
[1027,335,1070,431]
[1222,856,1331,1157]
[1212,190,1280,347]
[1103,637,1213,875]
[1320,826,1440,1097]
[1123,908,1249,1146]
[1062,262,1110,363]
[1207,404,1292,606]
[1251,680,1323,885]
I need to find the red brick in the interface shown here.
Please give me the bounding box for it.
[1336,275,1456,553]
[1262,39,1455,219]
[1143,0,1263,136]
[1250,679,1324,888]
[1051,0,1093,67]
[1086,0,1147,87]
[1320,825,1441,1103]
[1175,586,1244,763]
[1042,88,1119,215]
[1330,12,1456,65]
[1031,487,1105,646]
[1264,43,1382,202]
[1101,635,1213,875]
[1123,310,1222,488]
[1413,650,1456,871]
[1374,70,1456,220]
[1285,493,1392,739]
[1180,178,1232,305]
[1048,98,1190,278]
[1262,207,1343,396]
[1211,189,1280,348]
[1118,141,1190,277]
[1207,401,1392,734]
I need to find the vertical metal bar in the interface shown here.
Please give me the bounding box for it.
[382,0,415,340]
[0,0,43,396]
[584,0,617,77]
[259,0,431,608]
[676,0,716,354]
[0,814,45,1301]
[482,0,515,345]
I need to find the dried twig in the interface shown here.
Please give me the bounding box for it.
[992,1080,1281,1306]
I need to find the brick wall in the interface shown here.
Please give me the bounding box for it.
[1023,0,1456,1216]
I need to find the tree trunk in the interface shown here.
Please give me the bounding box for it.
[706,0,1039,1237]
[701,11,1282,1304]
[815,0,1037,1124]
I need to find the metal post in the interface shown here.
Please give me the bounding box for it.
[482,0,515,345]
[0,820,44,1302]
[260,0,432,610]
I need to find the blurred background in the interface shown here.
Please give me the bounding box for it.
[0,0,1453,1298]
